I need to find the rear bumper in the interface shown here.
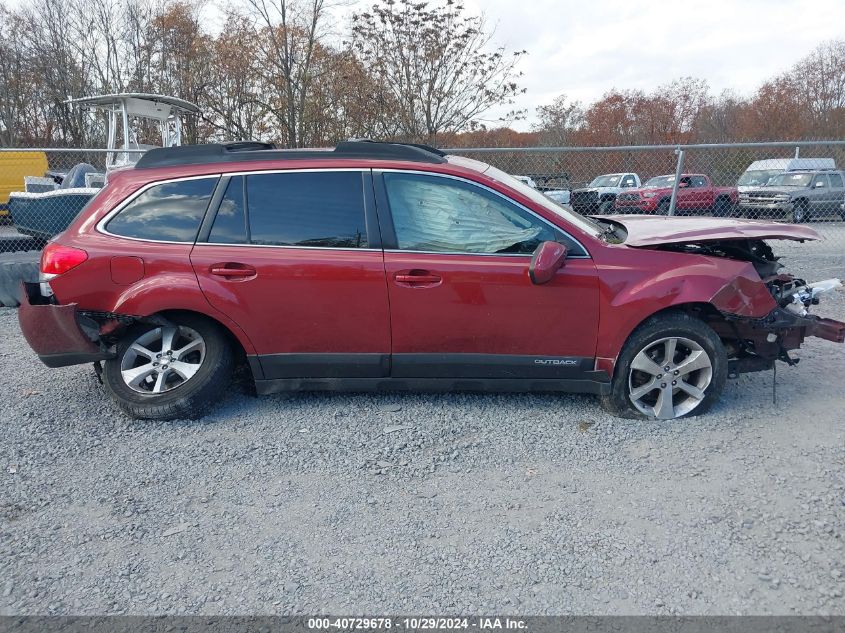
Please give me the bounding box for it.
[17,282,115,367]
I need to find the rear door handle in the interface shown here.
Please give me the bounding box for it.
[394,270,442,287]
[210,263,257,279]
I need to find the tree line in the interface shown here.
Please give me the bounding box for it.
[523,39,845,149]
[0,0,524,148]
[1,0,843,150]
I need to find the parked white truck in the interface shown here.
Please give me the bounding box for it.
[737,158,835,191]
[570,172,641,215]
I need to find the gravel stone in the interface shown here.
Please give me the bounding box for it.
[1,242,844,615]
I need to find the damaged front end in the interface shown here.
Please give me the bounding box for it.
[662,239,845,376]
[716,275,844,376]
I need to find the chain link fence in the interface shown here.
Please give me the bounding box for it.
[453,140,845,224]
[0,148,149,254]
[2,142,845,257]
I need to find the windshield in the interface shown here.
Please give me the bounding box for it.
[644,175,675,188]
[589,174,622,187]
[767,172,813,187]
[737,169,783,186]
[446,156,603,238]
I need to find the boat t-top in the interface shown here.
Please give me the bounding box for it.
[9,93,200,244]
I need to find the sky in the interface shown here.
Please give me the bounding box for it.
[455,0,845,130]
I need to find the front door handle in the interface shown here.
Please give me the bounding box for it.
[394,270,442,287]
[210,263,257,279]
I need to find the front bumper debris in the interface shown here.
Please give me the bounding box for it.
[17,282,115,368]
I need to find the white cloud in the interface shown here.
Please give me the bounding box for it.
[461,0,845,130]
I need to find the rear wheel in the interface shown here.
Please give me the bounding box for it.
[600,312,727,420]
[102,314,233,420]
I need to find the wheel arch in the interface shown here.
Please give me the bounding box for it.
[152,308,254,362]
[596,302,723,379]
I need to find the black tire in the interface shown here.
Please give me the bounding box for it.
[102,314,233,420]
[600,312,727,420]
[598,200,615,215]
[713,196,734,217]
[656,199,670,215]
[790,199,808,223]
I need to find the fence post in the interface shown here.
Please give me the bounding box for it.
[668,146,685,216]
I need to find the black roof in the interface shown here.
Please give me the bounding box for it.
[134,140,447,169]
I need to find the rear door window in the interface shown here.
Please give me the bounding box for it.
[828,173,844,188]
[246,171,367,248]
[106,177,217,242]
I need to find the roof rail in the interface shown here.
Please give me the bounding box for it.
[134,140,447,169]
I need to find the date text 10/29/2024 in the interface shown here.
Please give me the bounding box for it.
[307,618,528,631]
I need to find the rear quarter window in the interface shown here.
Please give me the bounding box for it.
[105,177,217,242]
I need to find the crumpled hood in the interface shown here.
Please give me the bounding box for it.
[602,214,821,247]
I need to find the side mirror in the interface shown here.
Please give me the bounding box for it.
[815,181,825,188]
[678,182,689,188]
[529,241,567,285]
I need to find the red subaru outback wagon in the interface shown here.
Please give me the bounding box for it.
[17,141,845,420]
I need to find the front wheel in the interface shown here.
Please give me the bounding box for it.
[655,199,670,215]
[103,314,233,420]
[713,197,734,217]
[790,199,808,223]
[598,200,615,215]
[600,312,727,420]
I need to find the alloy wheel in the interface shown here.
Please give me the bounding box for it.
[627,336,713,419]
[120,325,206,394]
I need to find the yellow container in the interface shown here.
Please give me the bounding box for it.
[0,151,50,216]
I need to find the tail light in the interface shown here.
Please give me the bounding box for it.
[41,243,88,276]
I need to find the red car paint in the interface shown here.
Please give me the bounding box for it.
[615,174,738,214]
[17,149,844,391]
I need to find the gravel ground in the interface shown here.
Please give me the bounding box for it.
[1,238,844,616]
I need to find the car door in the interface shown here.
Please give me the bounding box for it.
[676,176,695,211]
[688,176,710,214]
[809,173,830,215]
[374,170,600,380]
[190,170,391,380]
[825,173,844,216]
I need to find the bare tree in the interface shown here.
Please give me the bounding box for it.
[203,12,273,142]
[242,0,332,147]
[534,94,583,146]
[351,0,525,144]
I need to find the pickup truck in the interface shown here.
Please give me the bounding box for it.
[614,174,738,216]
[570,172,640,215]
